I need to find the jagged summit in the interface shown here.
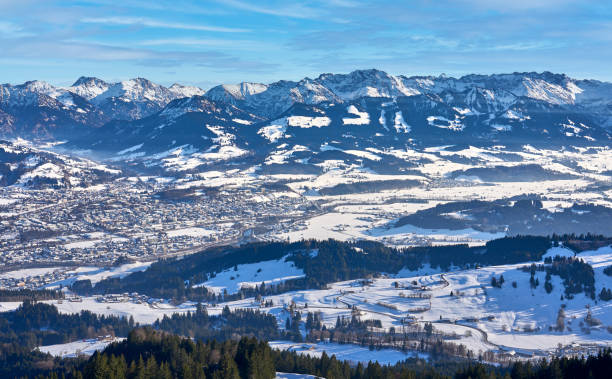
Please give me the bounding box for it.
[72,76,108,87]
[168,83,206,98]
[202,69,612,119]
[0,70,611,148]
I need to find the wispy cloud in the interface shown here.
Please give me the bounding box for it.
[488,41,563,51]
[0,21,33,37]
[77,0,229,15]
[324,0,362,7]
[81,16,249,33]
[1,37,277,71]
[139,38,238,46]
[138,38,278,51]
[219,0,321,19]
[457,0,579,11]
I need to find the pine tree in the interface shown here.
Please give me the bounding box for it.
[158,362,172,379]
[135,355,146,379]
[109,354,127,379]
[144,355,158,378]
[214,353,240,379]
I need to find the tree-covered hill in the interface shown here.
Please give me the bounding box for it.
[72,236,552,301]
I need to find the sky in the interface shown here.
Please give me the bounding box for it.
[0,0,611,88]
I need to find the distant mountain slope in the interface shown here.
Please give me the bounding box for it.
[0,77,206,140]
[0,140,120,188]
[70,76,205,121]
[0,80,108,138]
[71,95,263,171]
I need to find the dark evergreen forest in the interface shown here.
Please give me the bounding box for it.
[12,327,612,379]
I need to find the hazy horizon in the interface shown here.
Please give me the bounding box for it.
[3,68,611,90]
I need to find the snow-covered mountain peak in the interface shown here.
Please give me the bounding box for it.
[0,80,73,109]
[96,78,160,102]
[227,82,269,98]
[199,70,612,127]
[317,68,420,99]
[69,77,110,101]
[69,77,204,120]
[1,70,612,144]
[21,80,57,95]
[451,72,582,105]
[207,82,269,103]
[168,83,206,98]
[72,76,107,86]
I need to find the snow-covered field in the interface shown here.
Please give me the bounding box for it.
[166,227,215,238]
[195,255,305,294]
[275,373,322,379]
[38,337,125,358]
[246,144,612,247]
[274,212,504,247]
[59,262,153,286]
[0,262,152,290]
[0,267,65,280]
[53,297,192,324]
[269,341,428,365]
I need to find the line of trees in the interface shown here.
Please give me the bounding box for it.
[154,304,280,341]
[0,288,64,302]
[524,255,596,299]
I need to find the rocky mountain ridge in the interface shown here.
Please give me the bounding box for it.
[1,70,611,174]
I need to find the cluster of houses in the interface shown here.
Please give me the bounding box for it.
[0,178,316,268]
[0,267,67,290]
[95,292,160,306]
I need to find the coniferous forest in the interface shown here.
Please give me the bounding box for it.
[1,235,611,377]
[8,326,612,379]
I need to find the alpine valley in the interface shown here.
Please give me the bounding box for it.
[2,70,612,372]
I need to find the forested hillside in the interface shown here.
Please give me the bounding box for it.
[71,236,552,301]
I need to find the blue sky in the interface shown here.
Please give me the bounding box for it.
[1,0,611,88]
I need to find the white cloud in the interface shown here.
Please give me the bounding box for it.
[0,21,32,37]
[138,38,278,51]
[81,16,249,33]
[457,0,579,11]
[324,0,361,7]
[489,41,563,51]
[220,0,321,19]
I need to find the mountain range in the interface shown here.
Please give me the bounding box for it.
[1,69,611,174]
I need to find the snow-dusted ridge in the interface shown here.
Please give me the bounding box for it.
[1,70,612,196]
[205,69,612,120]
